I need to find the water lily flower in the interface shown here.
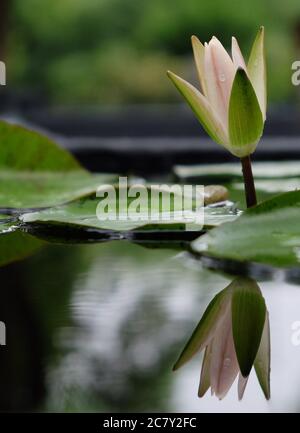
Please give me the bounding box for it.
[167,28,266,208]
[167,27,266,158]
[173,277,270,400]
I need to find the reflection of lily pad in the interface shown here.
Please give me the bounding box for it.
[0,230,43,267]
[0,214,42,268]
[192,190,300,267]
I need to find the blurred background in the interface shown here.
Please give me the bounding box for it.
[0,0,299,173]
[0,0,299,105]
[0,0,300,174]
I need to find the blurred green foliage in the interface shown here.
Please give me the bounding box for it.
[7,0,300,104]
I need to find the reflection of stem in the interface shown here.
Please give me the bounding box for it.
[240,155,257,208]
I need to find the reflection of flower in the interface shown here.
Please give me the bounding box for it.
[167,28,266,158]
[173,277,270,400]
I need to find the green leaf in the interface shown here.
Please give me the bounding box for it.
[174,161,300,183]
[231,277,266,377]
[192,190,300,267]
[173,287,230,370]
[228,68,263,157]
[0,171,116,209]
[0,120,81,172]
[254,312,271,399]
[19,190,237,236]
[0,121,117,208]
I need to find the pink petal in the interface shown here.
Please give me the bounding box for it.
[238,373,249,400]
[191,35,207,95]
[231,37,247,71]
[210,303,240,399]
[204,37,235,129]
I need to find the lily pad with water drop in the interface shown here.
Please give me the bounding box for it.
[192,190,300,267]
[19,192,239,242]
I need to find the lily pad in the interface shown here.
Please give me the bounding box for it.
[174,161,300,182]
[0,120,81,172]
[19,193,239,237]
[0,170,117,209]
[192,190,300,267]
[173,162,300,209]
[0,121,116,208]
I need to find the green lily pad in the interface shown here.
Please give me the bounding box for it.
[19,192,239,236]
[0,120,116,208]
[174,161,300,182]
[0,170,117,209]
[173,162,300,209]
[0,120,81,172]
[192,190,300,267]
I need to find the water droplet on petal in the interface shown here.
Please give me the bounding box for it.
[223,357,231,367]
[219,72,226,82]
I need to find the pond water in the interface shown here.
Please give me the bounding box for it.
[1,239,300,412]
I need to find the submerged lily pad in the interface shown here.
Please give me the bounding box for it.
[192,190,300,267]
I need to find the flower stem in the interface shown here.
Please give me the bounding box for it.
[240,155,257,208]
